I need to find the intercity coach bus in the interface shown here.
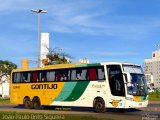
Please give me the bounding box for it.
[10,62,149,112]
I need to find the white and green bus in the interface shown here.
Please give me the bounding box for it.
[11,62,149,112]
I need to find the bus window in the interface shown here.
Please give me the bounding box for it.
[21,72,29,82]
[76,68,88,80]
[71,69,76,80]
[97,67,105,80]
[13,72,21,83]
[107,65,125,96]
[68,70,71,81]
[41,71,47,81]
[55,71,60,81]
[88,68,96,80]
[59,70,70,81]
[27,73,31,82]
[32,72,38,82]
[47,71,55,81]
[76,69,82,80]
[38,72,42,82]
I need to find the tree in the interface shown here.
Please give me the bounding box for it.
[44,47,72,65]
[46,47,72,65]
[0,60,17,77]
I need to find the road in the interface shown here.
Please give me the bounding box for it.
[0,103,160,120]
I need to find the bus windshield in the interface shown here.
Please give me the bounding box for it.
[123,65,148,96]
[129,73,148,96]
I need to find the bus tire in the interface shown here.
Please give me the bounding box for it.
[24,97,31,109]
[94,98,106,113]
[33,97,41,109]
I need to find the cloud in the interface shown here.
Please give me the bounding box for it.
[43,2,155,40]
[0,0,157,68]
[0,0,153,41]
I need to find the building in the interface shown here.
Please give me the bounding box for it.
[0,75,10,98]
[144,49,160,89]
[80,58,90,64]
[40,33,49,67]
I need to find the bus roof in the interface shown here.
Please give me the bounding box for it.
[101,62,140,67]
[12,62,140,72]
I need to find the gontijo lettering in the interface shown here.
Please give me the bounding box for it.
[31,84,57,89]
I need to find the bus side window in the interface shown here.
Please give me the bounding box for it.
[47,71,55,82]
[59,70,70,81]
[76,69,82,80]
[88,68,96,80]
[97,67,105,80]
[55,71,60,81]
[42,71,47,81]
[76,73,81,80]
[21,72,28,82]
[71,69,76,80]
[38,72,42,82]
[27,73,31,82]
[68,70,70,81]
[80,69,88,80]
[13,72,21,83]
[32,72,38,82]
[13,73,16,83]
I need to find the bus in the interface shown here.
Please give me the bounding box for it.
[10,62,149,112]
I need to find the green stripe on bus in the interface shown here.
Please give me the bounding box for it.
[75,64,88,67]
[75,63,101,67]
[64,81,90,101]
[87,63,101,67]
[53,82,77,101]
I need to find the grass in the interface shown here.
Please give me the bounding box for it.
[0,111,112,120]
[149,91,160,101]
[0,98,10,104]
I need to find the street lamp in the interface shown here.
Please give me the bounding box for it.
[31,9,47,68]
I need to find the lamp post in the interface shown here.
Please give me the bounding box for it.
[31,9,47,68]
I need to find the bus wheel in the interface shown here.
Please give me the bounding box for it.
[94,98,106,113]
[33,97,41,109]
[24,97,31,109]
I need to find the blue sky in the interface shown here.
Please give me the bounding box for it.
[0,0,160,68]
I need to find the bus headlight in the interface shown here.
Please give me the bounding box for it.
[126,97,134,101]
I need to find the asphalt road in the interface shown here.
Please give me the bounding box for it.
[0,104,160,120]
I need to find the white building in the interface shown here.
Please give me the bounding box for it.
[80,58,90,64]
[144,49,160,89]
[40,33,49,67]
[0,75,10,98]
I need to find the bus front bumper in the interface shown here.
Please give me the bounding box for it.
[125,100,149,108]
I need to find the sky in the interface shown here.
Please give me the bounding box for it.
[0,0,160,68]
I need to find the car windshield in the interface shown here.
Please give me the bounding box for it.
[123,65,149,96]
